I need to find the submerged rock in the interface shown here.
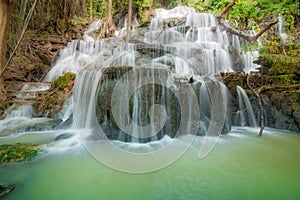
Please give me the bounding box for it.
[55,132,75,141]
[0,184,16,199]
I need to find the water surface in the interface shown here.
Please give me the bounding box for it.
[1,127,300,200]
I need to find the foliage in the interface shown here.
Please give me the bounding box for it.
[202,0,232,15]
[135,0,153,16]
[259,75,298,85]
[0,143,42,164]
[203,0,299,30]
[9,0,298,35]
[88,0,106,19]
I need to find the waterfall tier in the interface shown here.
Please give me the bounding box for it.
[45,7,259,143]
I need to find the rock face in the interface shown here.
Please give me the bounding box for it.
[230,93,300,133]
[95,66,230,142]
[260,94,300,132]
[95,67,181,142]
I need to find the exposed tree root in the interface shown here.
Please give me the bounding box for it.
[98,19,116,39]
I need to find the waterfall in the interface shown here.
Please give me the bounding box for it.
[235,86,257,127]
[185,13,234,74]
[41,6,265,143]
[231,31,261,74]
[84,20,102,41]
[278,13,287,43]
[44,40,105,82]
[111,43,136,66]
[73,70,103,132]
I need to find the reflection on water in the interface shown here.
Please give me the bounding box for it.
[1,127,300,200]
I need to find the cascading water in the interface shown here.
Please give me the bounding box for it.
[0,82,63,137]
[235,86,257,127]
[0,4,269,145]
[0,6,258,144]
[4,104,34,119]
[231,32,261,74]
[66,6,261,143]
[278,13,287,43]
[44,39,106,82]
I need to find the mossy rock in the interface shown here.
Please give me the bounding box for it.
[0,143,43,164]
[34,73,75,117]
[54,72,76,89]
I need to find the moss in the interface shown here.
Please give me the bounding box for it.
[0,143,43,164]
[268,55,298,75]
[26,64,36,71]
[12,55,30,63]
[54,72,76,89]
[259,75,298,85]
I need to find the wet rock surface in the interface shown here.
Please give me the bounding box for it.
[0,118,62,137]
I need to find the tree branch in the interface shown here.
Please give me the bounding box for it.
[218,17,279,43]
[219,0,236,18]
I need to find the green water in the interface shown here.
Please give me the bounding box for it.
[1,127,300,200]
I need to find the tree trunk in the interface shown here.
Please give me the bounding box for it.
[108,0,113,23]
[126,0,132,42]
[0,0,10,71]
[56,0,72,35]
[89,0,93,22]
[0,0,11,101]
